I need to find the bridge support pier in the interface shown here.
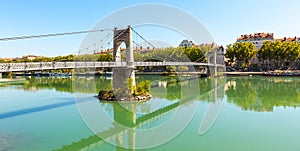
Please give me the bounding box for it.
[128,128,136,150]
[207,49,219,77]
[112,25,136,99]
[208,66,218,77]
[8,72,12,79]
[113,67,136,98]
[113,103,136,126]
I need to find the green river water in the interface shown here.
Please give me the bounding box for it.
[0,75,299,151]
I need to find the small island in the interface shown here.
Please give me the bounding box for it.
[98,79,152,102]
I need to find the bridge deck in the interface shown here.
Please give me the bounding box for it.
[0,61,225,72]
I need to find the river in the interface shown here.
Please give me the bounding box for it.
[0,75,299,151]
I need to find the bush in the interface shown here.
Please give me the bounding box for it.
[134,80,150,96]
[166,66,176,72]
[177,66,188,72]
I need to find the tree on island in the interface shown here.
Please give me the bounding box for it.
[126,78,151,96]
[98,78,151,101]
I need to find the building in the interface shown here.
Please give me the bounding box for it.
[217,46,226,65]
[237,32,274,50]
[22,55,40,61]
[207,46,225,65]
[197,43,220,49]
[1,58,13,62]
[179,40,194,48]
[275,36,300,42]
[236,33,274,66]
[233,33,300,69]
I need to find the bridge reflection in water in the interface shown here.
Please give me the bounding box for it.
[52,76,300,151]
[54,77,226,151]
[2,75,298,150]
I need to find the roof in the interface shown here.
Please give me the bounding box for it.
[275,36,299,42]
[237,32,274,41]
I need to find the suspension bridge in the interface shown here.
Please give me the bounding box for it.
[0,25,225,79]
[0,26,226,150]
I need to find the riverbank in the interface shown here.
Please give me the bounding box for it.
[7,71,300,77]
[136,72,208,77]
[0,79,27,85]
[225,71,300,76]
[224,72,264,76]
[9,71,209,77]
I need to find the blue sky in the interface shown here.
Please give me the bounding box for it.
[1,0,300,58]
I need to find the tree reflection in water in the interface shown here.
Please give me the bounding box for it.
[17,76,300,150]
[53,76,225,151]
[226,77,300,112]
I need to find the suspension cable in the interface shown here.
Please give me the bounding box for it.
[0,28,112,41]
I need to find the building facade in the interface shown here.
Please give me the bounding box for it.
[233,33,300,69]
[237,32,274,50]
[236,33,274,66]
[275,36,300,42]
[179,40,194,48]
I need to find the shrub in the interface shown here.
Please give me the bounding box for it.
[134,80,150,96]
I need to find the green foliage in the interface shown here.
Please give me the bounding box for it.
[8,54,76,63]
[76,54,98,61]
[166,66,176,72]
[133,52,144,61]
[258,40,272,61]
[132,46,211,63]
[2,45,213,65]
[136,66,144,71]
[225,44,235,64]
[226,77,300,112]
[226,42,257,67]
[6,53,113,63]
[181,46,211,62]
[126,78,134,93]
[105,84,113,91]
[53,55,76,62]
[97,54,113,62]
[177,66,189,72]
[258,40,300,67]
[33,57,53,62]
[134,80,151,96]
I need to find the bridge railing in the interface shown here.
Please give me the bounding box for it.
[0,61,225,72]
[133,61,225,67]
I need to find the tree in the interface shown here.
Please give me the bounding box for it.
[225,44,235,65]
[166,66,176,72]
[272,41,283,67]
[182,47,206,62]
[283,41,300,66]
[258,40,272,68]
[133,52,143,61]
[225,42,257,67]
[134,80,151,96]
[97,54,113,62]
[259,41,300,68]
[177,66,189,72]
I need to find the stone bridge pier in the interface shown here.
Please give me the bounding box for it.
[207,46,225,77]
[113,67,135,97]
[112,26,136,97]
